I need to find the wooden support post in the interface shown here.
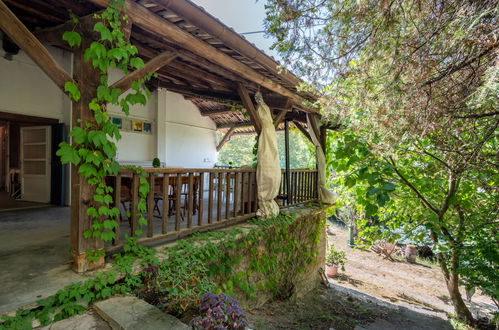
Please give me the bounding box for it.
[147,173,154,237]
[216,126,236,151]
[187,173,193,228]
[110,50,177,93]
[112,174,121,245]
[237,84,262,134]
[284,119,291,205]
[70,39,104,272]
[320,125,327,153]
[161,174,169,234]
[0,0,74,91]
[197,172,204,226]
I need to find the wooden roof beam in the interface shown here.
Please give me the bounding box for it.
[88,0,317,112]
[217,121,253,129]
[0,0,74,92]
[111,50,178,94]
[216,126,236,151]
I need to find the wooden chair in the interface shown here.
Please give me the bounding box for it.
[371,240,398,261]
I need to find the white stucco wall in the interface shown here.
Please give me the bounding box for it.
[107,68,157,163]
[0,37,72,126]
[159,90,218,168]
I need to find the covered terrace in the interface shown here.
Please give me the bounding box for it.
[0,0,332,297]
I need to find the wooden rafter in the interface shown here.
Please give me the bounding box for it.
[131,36,256,89]
[200,107,232,116]
[110,50,178,93]
[0,0,74,91]
[88,0,317,112]
[217,121,253,129]
[236,84,262,134]
[216,126,236,151]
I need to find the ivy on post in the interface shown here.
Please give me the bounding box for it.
[56,0,152,272]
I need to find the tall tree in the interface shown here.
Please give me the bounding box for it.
[264,0,498,324]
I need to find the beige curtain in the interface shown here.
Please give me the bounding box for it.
[255,92,281,218]
[307,114,336,204]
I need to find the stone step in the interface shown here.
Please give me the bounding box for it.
[39,309,111,330]
[93,296,189,330]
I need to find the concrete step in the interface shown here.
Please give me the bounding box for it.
[93,296,189,330]
[39,309,111,330]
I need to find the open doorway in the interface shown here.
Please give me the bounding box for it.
[0,113,67,210]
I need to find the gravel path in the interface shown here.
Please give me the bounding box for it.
[328,223,497,327]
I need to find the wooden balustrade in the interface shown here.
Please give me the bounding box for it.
[278,169,318,208]
[107,167,318,250]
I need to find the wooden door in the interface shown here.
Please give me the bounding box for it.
[20,126,51,203]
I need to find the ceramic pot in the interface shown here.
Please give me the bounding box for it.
[325,263,339,278]
[405,245,417,263]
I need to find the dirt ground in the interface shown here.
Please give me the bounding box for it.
[246,223,497,330]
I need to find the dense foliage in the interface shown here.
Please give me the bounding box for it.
[217,129,316,168]
[264,0,498,324]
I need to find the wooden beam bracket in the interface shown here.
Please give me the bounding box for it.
[110,50,178,93]
[236,84,262,134]
[216,126,236,151]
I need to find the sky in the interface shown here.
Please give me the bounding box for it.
[190,0,280,60]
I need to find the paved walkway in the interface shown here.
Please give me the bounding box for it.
[0,207,87,314]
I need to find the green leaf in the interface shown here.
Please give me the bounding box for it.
[382,182,396,191]
[64,81,81,101]
[70,127,87,144]
[56,142,80,165]
[62,31,81,47]
[130,57,144,69]
[97,85,111,101]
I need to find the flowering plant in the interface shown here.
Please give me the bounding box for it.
[191,293,248,329]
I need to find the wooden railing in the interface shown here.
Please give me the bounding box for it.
[278,169,319,208]
[107,167,318,249]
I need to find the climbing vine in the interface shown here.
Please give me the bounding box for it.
[56,0,151,248]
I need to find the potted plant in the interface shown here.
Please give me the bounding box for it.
[325,247,346,278]
[152,157,161,168]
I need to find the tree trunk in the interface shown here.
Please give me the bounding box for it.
[431,230,474,325]
[445,270,474,324]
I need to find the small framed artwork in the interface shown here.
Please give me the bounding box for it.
[122,119,132,131]
[143,122,152,134]
[111,117,122,129]
[132,120,143,132]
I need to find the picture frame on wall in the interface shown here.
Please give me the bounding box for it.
[111,117,122,129]
[122,119,132,131]
[143,122,152,133]
[132,120,143,132]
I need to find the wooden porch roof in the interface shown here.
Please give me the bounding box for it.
[2,0,319,136]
